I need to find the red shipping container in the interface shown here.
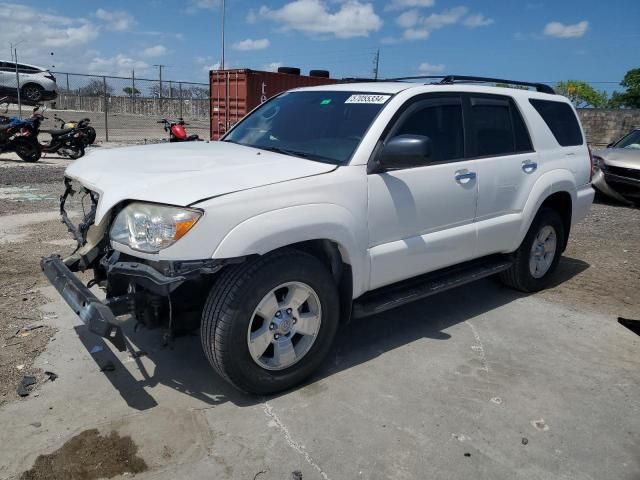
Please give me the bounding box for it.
[210,69,336,140]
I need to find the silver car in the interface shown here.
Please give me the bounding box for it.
[592,128,640,204]
[0,60,58,103]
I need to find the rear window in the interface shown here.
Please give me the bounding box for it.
[529,99,583,147]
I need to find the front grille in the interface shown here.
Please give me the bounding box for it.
[607,165,640,181]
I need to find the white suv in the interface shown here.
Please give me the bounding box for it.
[0,61,58,103]
[42,76,594,394]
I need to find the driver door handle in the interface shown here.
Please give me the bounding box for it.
[454,169,476,184]
[522,160,538,174]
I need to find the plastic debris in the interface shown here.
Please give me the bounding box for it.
[16,364,24,371]
[90,345,104,354]
[44,371,58,382]
[291,471,303,480]
[618,317,640,336]
[17,376,37,397]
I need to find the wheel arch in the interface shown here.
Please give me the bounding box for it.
[211,204,369,308]
[539,191,572,251]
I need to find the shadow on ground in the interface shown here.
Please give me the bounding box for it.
[74,256,588,411]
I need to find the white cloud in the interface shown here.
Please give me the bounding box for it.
[232,38,270,51]
[258,0,383,39]
[88,54,149,76]
[0,3,99,70]
[263,62,284,72]
[188,0,219,10]
[142,45,168,57]
[418,62,445,74]
[396,10,419,28]
[463,14,494,27]
[203,63,221,73]
[543,20,588,38]
[400,6,468,40]
[386,0,434,11]
[95,8,135,31]
[394,6,493,42]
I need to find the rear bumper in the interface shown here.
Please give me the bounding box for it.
[573,184,595,225]
[40,255,126,351]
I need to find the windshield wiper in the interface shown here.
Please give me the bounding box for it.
[262,146,311,158]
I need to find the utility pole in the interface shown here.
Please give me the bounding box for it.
[220,0,226,70]
[10,43,22,116]
[372,49,380,80]
[153,64,165,98]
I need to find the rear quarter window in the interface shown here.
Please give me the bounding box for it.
[529,99,583,147]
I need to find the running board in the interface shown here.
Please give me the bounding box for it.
[352,255,513,318]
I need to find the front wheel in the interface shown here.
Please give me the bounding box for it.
[499,208,565,292]
[201,249,339,394]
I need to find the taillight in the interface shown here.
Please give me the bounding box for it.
[588,146,594,182]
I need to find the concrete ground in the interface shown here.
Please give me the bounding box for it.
[0,154,638,479]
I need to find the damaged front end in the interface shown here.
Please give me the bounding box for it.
[41,178,227,351]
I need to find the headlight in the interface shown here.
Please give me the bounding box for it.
[110,202,202,253]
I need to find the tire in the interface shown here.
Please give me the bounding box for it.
[309,70,330,78]
[201,249,340,394]
[66,145,85,160]
[21,84,44,103]
[499,208,565,293]
[13,138,41,162]
[277,67,301,75]
[85,127,97,145]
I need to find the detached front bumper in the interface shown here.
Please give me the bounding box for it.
[41,255,126,351]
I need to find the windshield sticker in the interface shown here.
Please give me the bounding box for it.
[345,94,391,104]
[320,98,332,105]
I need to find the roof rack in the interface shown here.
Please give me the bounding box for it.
[384,74,555,95]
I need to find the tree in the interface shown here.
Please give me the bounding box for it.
[122,86,141,97]
[556,80,608,108]
[76,78,113,96]
[608,68,640,108]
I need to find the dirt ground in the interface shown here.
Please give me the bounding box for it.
[1,154,638,407]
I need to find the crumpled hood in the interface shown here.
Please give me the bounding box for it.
[594,148,640,169]
[65,141,336,223]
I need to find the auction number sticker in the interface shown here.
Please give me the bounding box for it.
[345,94,391,104]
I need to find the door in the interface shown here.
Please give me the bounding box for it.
[0,62,15,94]
[466,94,541,256]
[367,95,479,290]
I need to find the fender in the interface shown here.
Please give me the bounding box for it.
[514,168,577,247]
[212,204,370,298]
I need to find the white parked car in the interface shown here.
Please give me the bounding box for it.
[0,60,58,103]
[42,76,594,394]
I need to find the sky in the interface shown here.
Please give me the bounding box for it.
[1,0,638,92]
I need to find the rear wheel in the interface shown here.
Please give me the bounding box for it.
[13,138,41,162]
[85,127,97,145]
[499,208,565,292]
[201,249,339,394]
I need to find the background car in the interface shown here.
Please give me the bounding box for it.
[592,128,640,204]
[0,61,58,104]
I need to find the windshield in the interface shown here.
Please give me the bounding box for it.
[223,90,392,164]
[613,129,640,150]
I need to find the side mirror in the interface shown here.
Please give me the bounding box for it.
[606,142,614,148]
[378,134,433,170]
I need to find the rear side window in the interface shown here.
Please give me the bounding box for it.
[469,96,533,157]
[529,99,583,146]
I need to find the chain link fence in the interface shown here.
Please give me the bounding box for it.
[1,70,210,144]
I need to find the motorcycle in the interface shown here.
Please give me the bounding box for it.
[158,118,201,142]
[29,106,86,159]
[0,121,41,163]
[52,114,97,146]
